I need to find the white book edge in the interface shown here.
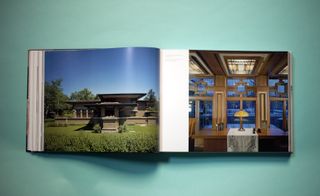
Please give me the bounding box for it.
[27,50,44,152]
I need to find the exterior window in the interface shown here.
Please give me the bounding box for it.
[227,78,255,97]
[270,101,288,131]
[199,100,212,129]
[227,78,255,87]
[189,77,214,96]
[242,101,256,128]
[237,84,246,93]
[227,91,240,97]
[243,90,255,97]
[269,79,288,98]
[269,78,288,132]
[227,78,240,86]
[227,101,241,128]
[227,101,255,128]
[286,100,289,119]
[189,100,195,118]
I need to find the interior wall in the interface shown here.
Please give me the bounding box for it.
[1,0,320,195]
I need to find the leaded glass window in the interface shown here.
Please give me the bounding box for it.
[269,79,288,98]
[227,78,256,97]
[189,77,214,96]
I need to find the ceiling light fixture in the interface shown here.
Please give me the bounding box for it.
[227,59,256,75]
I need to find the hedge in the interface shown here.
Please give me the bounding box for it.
[44,125,158,152]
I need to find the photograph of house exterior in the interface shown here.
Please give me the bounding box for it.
[188,50,291,152]
[44,47,159,152]
[56,93,158,131]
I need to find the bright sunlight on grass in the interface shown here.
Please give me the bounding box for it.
[44,125,158,152]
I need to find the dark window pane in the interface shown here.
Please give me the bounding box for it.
[199,100,212,129]
[227,101,240,128]
[286,100,289,131]
[189,100,195,118]
[243,101,256,128]
[243,89,255,97]
[270,101,284,131]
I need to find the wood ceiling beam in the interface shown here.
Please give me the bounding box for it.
[196,51,225,75]
[270,54,288,76]
[261,53,286,75]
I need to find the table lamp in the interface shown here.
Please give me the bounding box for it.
[234,110,249,131]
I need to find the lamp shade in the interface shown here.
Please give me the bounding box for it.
[234,110,249,117]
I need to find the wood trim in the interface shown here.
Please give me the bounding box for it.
[226,97,256,101]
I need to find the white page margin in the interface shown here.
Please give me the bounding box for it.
[159,49,189,152]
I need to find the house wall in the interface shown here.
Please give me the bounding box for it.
[55,117,158,127]
[55,118,91,126]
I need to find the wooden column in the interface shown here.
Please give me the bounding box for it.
[86,109,89,118]
[256,75,269,130]
[213,75,226,130]
[80,109,83,118]
[283,100,287,130]
[195,100,200,132]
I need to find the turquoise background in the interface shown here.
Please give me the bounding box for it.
[1,0,319,195]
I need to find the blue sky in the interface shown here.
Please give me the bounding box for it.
[45,47,159,98]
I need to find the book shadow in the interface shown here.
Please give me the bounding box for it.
[34,152,291,174]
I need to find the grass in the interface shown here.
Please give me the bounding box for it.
[44,124,158,152]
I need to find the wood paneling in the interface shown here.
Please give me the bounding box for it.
[261,53,288,75]
[190,50,288,77]
[195,51,226,75]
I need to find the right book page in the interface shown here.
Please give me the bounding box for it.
[160,49,292,153]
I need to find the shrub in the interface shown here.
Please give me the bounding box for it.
[93,124,102,133]
[118,124,128,133]
[44,125,158,152]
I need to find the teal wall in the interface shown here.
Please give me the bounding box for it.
[1,0,320,195]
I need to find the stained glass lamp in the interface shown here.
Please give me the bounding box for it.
[234,110,249,131]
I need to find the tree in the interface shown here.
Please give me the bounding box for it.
[144,89,158,111]
[70,88,97,100]
[144,89,156,102]
[44,79,69,118]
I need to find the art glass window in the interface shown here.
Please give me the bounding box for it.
[189,77,214,96]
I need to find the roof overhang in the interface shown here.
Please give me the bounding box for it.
[84,102,136,107]
[97,93,146,100]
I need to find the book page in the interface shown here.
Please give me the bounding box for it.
[160,49,189,152]
[28,47,160,153]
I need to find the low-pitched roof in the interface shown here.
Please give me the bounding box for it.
[66,100,100,104]
[97,93,146,100]
[84,102,136,107]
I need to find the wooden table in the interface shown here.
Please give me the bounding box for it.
[191,128,288,152]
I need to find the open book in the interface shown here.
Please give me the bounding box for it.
[27,47,292,153]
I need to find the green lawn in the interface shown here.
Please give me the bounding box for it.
[44,125,158,152]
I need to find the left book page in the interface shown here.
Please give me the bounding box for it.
[27,47,160,153]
